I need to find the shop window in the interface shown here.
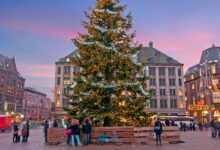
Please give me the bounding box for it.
[194,111,197,117]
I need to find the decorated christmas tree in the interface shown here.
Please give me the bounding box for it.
[66,0,151,127]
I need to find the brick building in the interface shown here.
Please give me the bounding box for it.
[0,54,25,119]
[185,44,220,122]
[184,45,220,122]
[23,87,51,120]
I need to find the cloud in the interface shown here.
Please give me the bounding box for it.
[0,15,80,40]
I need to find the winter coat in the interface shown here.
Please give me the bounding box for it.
[70,124,80,135]
[82,121,92,134]
[154,121,163,134]
[44,123,49,132]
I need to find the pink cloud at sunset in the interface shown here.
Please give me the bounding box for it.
[0,15,80,41]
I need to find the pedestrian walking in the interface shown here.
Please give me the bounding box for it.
[82,118,92,146]
[13,122,19,143]
[43,120,49,144]
[154,118,163,146]
[70,119,82,147]
[183,123,186,132]
[26,120,30,142]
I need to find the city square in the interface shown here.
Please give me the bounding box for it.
[0,129,220,150]
[1,0,220,149]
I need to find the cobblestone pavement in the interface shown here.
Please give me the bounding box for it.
[0,130,219,150]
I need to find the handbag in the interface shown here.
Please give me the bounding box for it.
[14,131,18,135]
[22,129,27,135]
[65,129,71,135]
[153,133,156,139]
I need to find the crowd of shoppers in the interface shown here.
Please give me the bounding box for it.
[12,120,30,143]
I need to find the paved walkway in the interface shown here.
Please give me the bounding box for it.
[0,130,219,150]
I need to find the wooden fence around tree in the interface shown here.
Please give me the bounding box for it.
[91,126,135,143]
[47,128,67,143]
[134,126,180,143]
[47,126,180,144]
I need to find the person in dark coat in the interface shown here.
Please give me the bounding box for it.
[53,119,58,128]
[165,119,170,126]
[154,118,163,146]
[82,118,92,146]
[70,119,81,147]
[44,120,49,144]
[13,122,19,143]
[26,120,30,142]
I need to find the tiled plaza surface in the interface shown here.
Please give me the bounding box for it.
[0,129,219,150]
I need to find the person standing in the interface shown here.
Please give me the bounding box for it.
[82,118,92,146]
[154,118,163,146]
[53,119,58,128]
[26,120,30,142]
[70,119,82,147]
[13,122,19,143]
[43,120,49,144]
[21,122,27,142]
[165,119,170,126]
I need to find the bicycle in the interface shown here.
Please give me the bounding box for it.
[96,131,123,146]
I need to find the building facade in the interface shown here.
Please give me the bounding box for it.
[54,51,80,115]
[23,87,51,120]
[184,45,220,122]
[54,42,186,116]
[138,42,186,116]
[0,54,25,119]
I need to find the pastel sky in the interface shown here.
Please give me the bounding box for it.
[0,0,220,101]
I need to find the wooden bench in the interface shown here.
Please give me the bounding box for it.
[134,126,180,143]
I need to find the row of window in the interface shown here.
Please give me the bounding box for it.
[150,78,182,86]
[57,77,71,85]
[150,99,184,109]
[149,67,182,76]
[57,66,81,74]
[151,89,183,96]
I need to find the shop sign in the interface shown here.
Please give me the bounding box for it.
[187,104,215,111]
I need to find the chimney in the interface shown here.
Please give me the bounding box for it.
[149,41,153,48]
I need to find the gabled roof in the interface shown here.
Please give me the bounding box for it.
[184,44,220,77]
[0,54,24,78]
[137,46,183,66]
[56,51,77,64]
[0,54,13,70]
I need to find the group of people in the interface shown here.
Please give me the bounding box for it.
[43,117,92,147]
[13,120,30,143]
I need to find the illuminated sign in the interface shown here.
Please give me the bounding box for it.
[187,104,215,111]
